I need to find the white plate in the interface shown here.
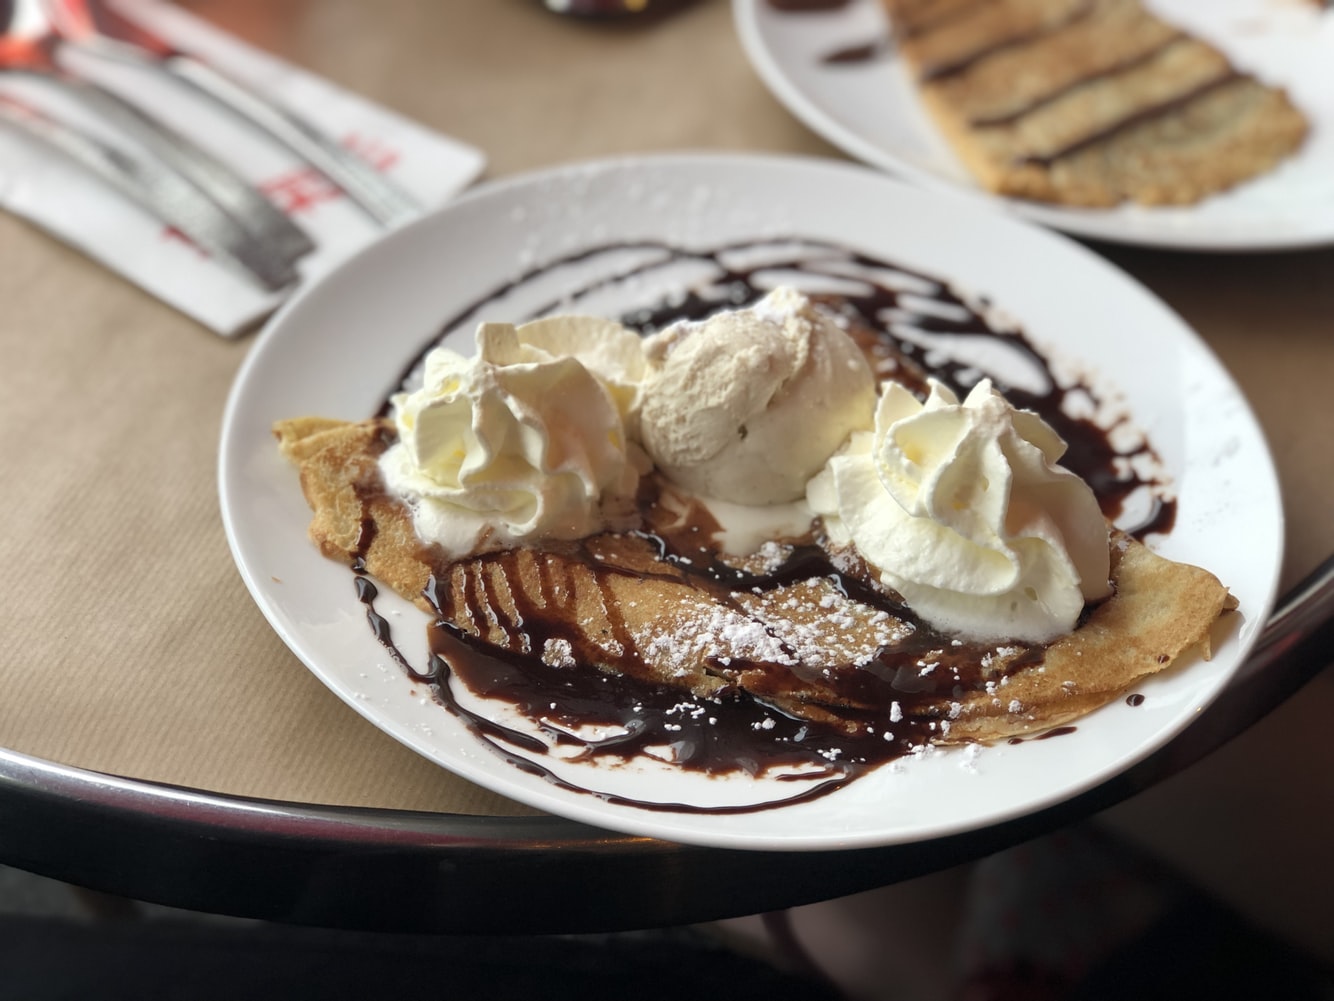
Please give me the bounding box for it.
[220,153,1282,851]
[733,0,1334,250]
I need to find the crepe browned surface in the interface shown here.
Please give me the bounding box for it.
[275,415,1235,746]
[881,0,1308,206]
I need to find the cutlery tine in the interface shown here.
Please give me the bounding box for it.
[4,0,313,269]
[46,0,421,227]
[165,55,422,228]
[0,93,298,291]
[58,74,316,266]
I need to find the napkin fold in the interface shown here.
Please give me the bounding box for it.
[0,0,486,335]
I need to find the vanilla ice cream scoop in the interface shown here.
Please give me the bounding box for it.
[808,378,1111,644]
[638,287,876,505]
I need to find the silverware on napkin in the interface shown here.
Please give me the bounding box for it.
[47,0,422,227]
[0,92,299,290]
[0,0,485,332]
[2,0,310,289]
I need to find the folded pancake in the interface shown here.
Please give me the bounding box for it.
[275,413,1235,744]
[881,0,1308,206]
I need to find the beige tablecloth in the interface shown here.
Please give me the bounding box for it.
[1,0,1331,820]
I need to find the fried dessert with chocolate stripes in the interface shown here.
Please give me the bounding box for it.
[881,0,1308,206]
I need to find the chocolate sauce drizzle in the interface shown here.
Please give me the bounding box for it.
[894,0,991,41]
[969,33,1189,128]
[821,39,886,65]
[917,0,1097,82]
[356,238,1174,812]
[1018,71,1240,167]
[1008,725,1078,744]
[764,0,853,9]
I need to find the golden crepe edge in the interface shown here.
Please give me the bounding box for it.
[274,414,1237,746]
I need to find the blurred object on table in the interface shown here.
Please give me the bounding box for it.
[542,0,697,18]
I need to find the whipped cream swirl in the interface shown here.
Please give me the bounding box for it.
[808,378,1111,643]
[379,317,648,558]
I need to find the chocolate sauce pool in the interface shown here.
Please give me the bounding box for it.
[354,238,1173,813]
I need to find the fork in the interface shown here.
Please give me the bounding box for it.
[46,0,422,227]
[1,0,312,283]
[0,93,298,290]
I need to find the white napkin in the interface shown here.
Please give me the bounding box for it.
[0,0,486,335]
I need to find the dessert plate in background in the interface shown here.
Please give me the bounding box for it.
[220,154,1282,851]
[733,0,1334,251]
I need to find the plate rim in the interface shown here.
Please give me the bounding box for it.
[219,150,1284,851]
[731,0,1334,253]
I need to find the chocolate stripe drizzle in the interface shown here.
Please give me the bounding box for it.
[351,238,1174,812]
[894,0,992,41]
[917,0,1096,82]
[1017,70,1240,166]
[969,32,1188,127]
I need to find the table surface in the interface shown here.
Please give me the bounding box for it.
[1,0,1332,933]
